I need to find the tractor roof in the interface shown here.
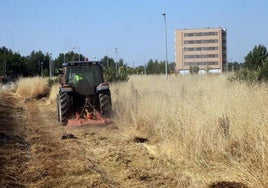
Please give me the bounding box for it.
[62,61,102,67]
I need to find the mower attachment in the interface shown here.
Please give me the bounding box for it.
[67,112,112,127]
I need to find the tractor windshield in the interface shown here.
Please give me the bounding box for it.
[66,65,102,86]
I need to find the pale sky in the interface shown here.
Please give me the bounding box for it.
[0,0,267,66]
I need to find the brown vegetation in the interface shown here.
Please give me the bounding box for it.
[1,74,267,187]
[111,74,268,187]
[16,77,49,99]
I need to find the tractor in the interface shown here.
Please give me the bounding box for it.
[57,61,112,126]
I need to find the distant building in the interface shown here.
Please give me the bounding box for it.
[175,27,227,74]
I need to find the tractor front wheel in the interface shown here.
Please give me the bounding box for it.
[57,92,70,125]
[99,90,112,118]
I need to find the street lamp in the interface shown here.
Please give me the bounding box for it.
[114,48,118,76]
[162,12,168,79]
[48,53,54,77]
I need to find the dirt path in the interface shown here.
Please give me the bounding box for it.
[0,91,180,187]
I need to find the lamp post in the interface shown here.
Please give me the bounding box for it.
[48,53,53,77]
[162,12,168,79]
[114,48,118,76]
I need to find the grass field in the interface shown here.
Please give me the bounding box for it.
[110,74,268,187]
[3,74,267,187]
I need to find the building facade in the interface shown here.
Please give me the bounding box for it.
[175,27,227,74]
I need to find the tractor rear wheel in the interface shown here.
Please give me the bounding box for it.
[99,90,112,117]
[57,92,70,125]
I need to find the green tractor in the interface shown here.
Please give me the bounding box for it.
[57,61,112,126]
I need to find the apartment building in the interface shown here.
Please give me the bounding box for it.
[175,27,227,74]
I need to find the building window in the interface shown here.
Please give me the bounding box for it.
[184,62,219,66]
[184,39,218,44]
[184,47,218,51]
[184,32,218,37]
[184,54,219,59]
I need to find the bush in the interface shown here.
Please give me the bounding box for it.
[16,77,49,99]
[257,61,268,81]
[234,44,268,82]
[189,66,199,74]
[229,69,259,82]
[229,64,268,83]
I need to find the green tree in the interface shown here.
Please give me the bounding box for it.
[258,61,268,81]
[134,65,145,74]
[53,52,86,73]
[189,66,200,74]
[231,45,268,82]
[0,47,11,74]
[0,46,28,77]
[168,62,176,74]
[146,59,169,74]
[27,50,46,76]
[9,52,28,76]
[101,55,116,69]
[101,56,128,82]
[244,44,268,70]
[146,59,154,74]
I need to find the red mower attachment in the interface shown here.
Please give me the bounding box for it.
[67,111,112,128]
[66,99,112,128]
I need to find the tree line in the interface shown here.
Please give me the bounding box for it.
[0,46,175,80]
[0,44,267,82]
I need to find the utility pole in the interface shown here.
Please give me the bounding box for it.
[162,12,168,79]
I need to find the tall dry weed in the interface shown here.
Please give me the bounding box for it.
[110,74,268,187]
[47,84,59,105]
[16,77,49,99]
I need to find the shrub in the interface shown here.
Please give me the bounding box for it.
[16,77,49,99]
[229,69,259,82]
[257,61,268,81]
[189,66,200,74]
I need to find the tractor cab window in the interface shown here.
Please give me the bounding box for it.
[66,65,102,85]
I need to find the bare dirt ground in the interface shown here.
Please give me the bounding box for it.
[0,91,180,188]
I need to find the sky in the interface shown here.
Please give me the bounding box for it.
[0,0,267,66]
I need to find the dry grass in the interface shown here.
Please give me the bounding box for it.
[111,74,268,187]
[47,83,59,105]
[27,74,267,187]
[16,77,50,99]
